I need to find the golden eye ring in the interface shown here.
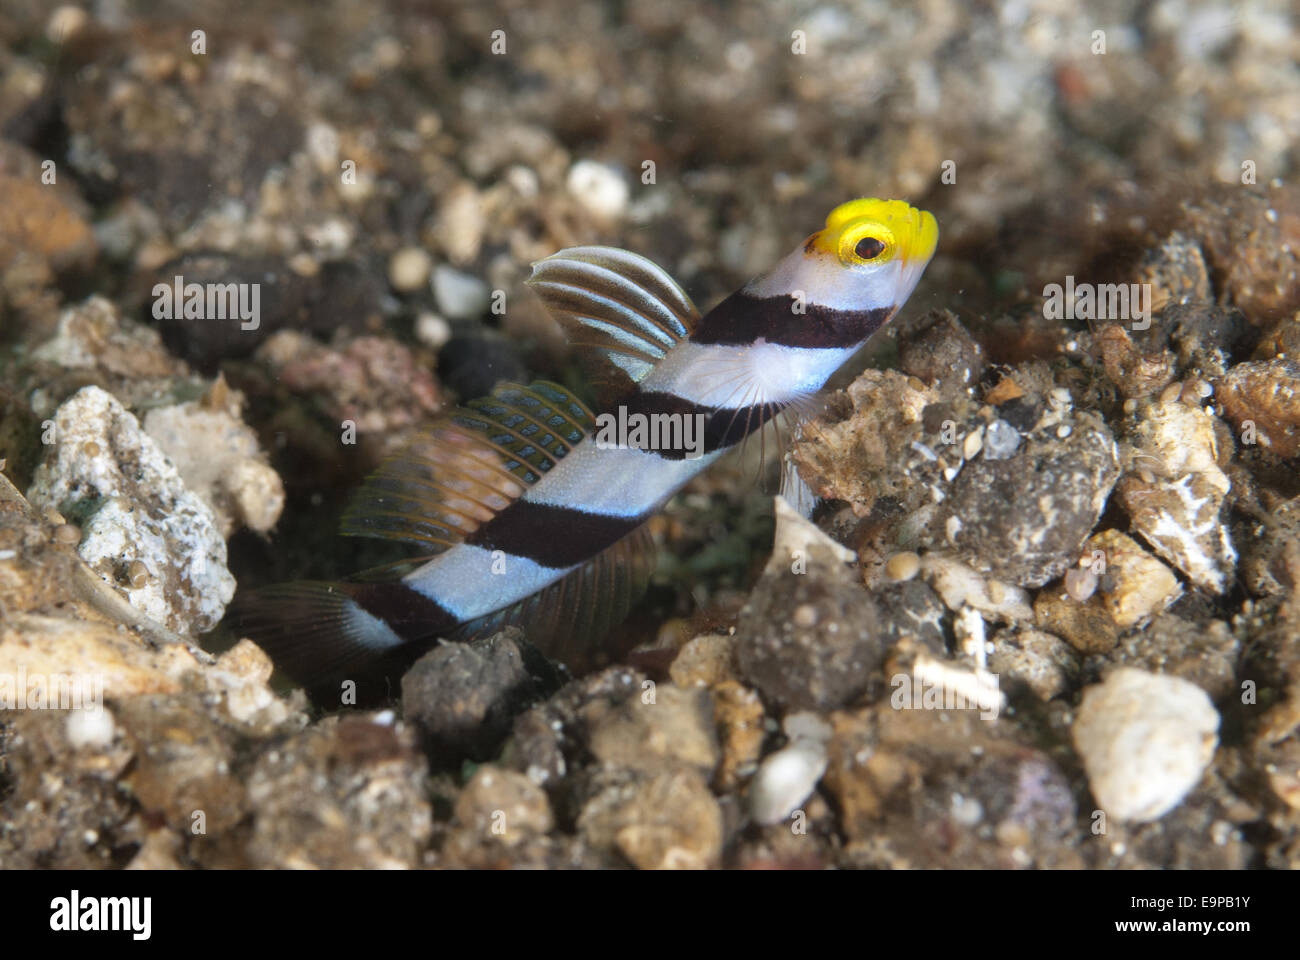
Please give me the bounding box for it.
[838,222,895,265]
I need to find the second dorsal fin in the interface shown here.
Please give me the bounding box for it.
[527,245,699,405]
[339,380,595,552]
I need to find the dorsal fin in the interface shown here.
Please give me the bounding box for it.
[450,522,656,670]
[339,380,595,552]
[527,245,699,405]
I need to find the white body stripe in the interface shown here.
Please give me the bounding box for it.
[404,544,565,620]
[346,601,409,650]
[523,441,722,516]
[402,444,721,618]
[642,341,859,407]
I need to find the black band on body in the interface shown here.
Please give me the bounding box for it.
[465,500,645,568]
[693,291,892,348]
[346,580,461,641]
[617,390,782,460]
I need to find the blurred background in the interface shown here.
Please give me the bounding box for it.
[3,0,1295,333]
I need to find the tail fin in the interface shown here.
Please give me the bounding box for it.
[225,579,446,706]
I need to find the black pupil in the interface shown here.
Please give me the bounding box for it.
[855,236,885,260]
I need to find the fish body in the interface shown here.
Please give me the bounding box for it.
[230,199,937,701]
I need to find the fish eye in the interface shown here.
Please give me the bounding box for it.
[854,236,886,261]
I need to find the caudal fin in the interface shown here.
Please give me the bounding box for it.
[225,579,441,706]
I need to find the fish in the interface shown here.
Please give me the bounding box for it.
[227,198,938,703]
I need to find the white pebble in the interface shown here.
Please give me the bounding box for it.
[782,712,832,743]
[66,707,116,749]
[1064,566,1098,602]
[46,5,88,43]
[388,246,433,292]
[950,793,984,826]
[567,160,629,220]
[983,419,1020,460]
[304,217,353,255]
[1072,668,1219,823]
[431,265,489,320]
[415,312,452,349]
[504,165,539,199]
[749,739,828,826]
[305,122,341,169]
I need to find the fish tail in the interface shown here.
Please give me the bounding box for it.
[225,578,457,705]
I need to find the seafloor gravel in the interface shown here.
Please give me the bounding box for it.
[0,0,1298,868]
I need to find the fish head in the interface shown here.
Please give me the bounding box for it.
[739,197,938,346]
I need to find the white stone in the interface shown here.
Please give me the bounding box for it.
[144,400,284,537]
[27,387,236,634]
[749,738,827,826]
[388,246,433,292]
[782,711,831,744]
[920,555,1034,622]
[431,265,489,321]
[1123,399,1236,593]
[305,122,340,171]
[66,707,116,749]
[46,5,88,43]
[567,160,629,220]
[415,312,452,349]
[1072,668,1219,823]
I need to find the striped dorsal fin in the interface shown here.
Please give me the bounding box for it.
[527,245,699,405]
[450,522,656,671]
[339,380,595,552]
